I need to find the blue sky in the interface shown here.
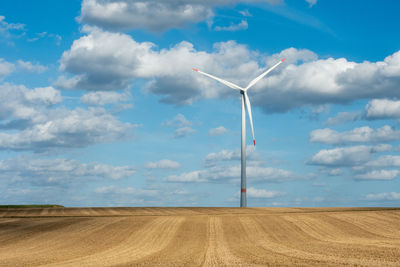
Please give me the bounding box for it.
[0,0,400,207]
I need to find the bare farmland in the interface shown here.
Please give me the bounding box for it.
[0,207,399,266]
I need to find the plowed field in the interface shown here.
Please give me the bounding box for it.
[0,207,399,266]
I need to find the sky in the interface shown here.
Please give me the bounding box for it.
[0,0,400,207]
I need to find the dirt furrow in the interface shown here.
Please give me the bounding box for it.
[202,216,252,266]
[265,214,400,264]
[329,212,400,239]
[43,216,184,266]
[128,216,208,266]
[0,217,140,266]
[239,216,399,266]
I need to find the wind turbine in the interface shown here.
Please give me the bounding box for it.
[193,58,286,207]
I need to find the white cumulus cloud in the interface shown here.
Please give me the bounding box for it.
[145,159,181,170]
[17,60,47,73]
[209,126,228,136]
[310,125,400,145]
[163,113,192,127]
[0,107,135,152]
[94,185,157,196]
[309,145,392,167]
[0,83,136,151]
[0,16,25,38]
[365,99,400,120]
[355,169,399,180]
[0,58,15,79]
[324,111,362,126]
[163,113,195,138]
[0,83,61,122]
[80,90,131,106]
[214,20,248,31]
[247,187,285,198]
[204,147,257,166]
[365,192,400,201]
[173,126,196,138]
[0,157,136,186]
[366,155,400,167]
[78,0,281,32]
[165,165,295,183]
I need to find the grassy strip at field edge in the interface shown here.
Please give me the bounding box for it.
[0,205,64,209]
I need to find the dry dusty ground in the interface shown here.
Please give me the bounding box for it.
[0,207,399,266]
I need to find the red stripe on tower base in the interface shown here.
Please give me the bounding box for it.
[241,188,246,193]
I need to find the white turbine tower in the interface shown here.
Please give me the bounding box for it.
[193,58,286,207]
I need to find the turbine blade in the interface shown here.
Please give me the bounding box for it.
[244,91,255,146]
[245,58,286,90]
[192,68,243,91]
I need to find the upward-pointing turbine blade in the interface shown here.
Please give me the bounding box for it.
[244,91,255,146]
[245,58,286,91]
[192,68,243,91]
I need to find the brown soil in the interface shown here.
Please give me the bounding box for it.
[0,207,399,266]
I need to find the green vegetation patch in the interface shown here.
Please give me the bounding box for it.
[0,205,64,208]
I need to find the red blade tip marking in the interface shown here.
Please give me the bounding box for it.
[241,188,246,193]
[253,140,256,146]
[281,58,286,62]
[192,68,198,72]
